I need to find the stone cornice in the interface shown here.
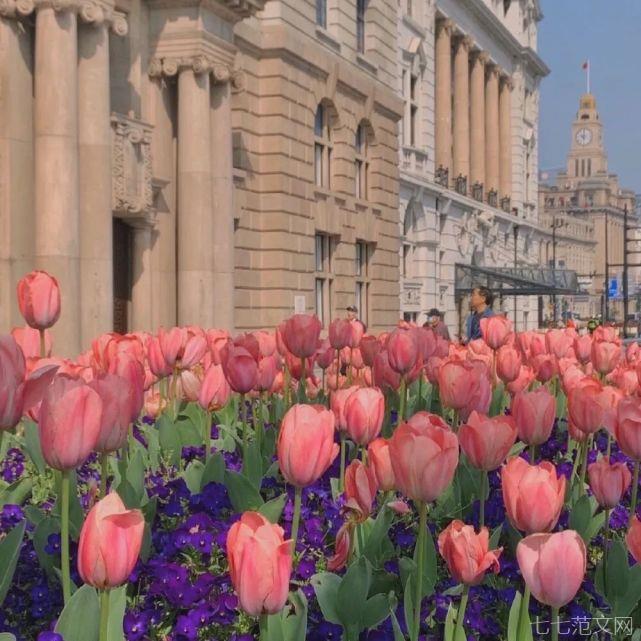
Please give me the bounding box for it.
[145,0,264,22]
[0,0,127,32]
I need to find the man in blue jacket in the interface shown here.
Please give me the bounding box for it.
[465,286,495,342]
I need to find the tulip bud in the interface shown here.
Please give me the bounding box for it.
[17,270,61,330]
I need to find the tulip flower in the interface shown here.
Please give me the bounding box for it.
[545,329,574,360]
[367,438,395,492]
[591,338,621,375]
[372,350,401,392]
[437,520,502,586]
[359,335,382,367]
[343,386,385,446]
[343,459,378,519]
[496,344,522,383]
[17,270,61,336]
[328,522,353,571]
[277,404,338,549]
[480,315,512,350]
[459,412,516,472]
[531,354,557,383]
[573,334,592,364]
[588,457,632,509]
[437,358,477,412]
[626,517,641,565]
[567,378,605,436]
[386,328,419,375]
[614,396,641,524]
[506,365,535,396]
[516,530,586,630]
[501,456,565,534]
[226,512,292,617]
[280,314,322,360]
[511,387,556,447]
[329,318,352,350]
[221,343,258,394]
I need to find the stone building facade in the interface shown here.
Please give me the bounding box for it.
[0,0,402,355]
[539,93,637,322]
[398,0,549,336]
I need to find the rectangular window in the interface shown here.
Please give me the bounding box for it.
[314,143,323,187]
[587,158,592,176]
[314,104,333,190]
[356,0,366,53]
[315,233,334,326]
[355,241,371,327]
[355,125,369,200]
[575,159,579,177]
[315,0,327,28]
[410,104,417,147]
[402,244,411,278]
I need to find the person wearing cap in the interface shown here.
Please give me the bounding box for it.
[346,305,367,333]
[423,308,450,341]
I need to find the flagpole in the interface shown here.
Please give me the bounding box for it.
[587,60,590,93]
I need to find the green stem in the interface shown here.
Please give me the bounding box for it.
[479,470,488,529]
[39,328,46,358]
[361,447,367,464]
[519,584,531,633]
[252,400,262,452]
[604,508,610,595]
[551,606,559,641]
[284,367,291,409]
[417,375,423,412]
[454,584,470,640]
[335,350,340,392]
[99,590,110,641]
[291,486,302,554]
[203,410,211,464]
[61,470,71,605]
[258,613,269,641]
[630,460,640,527]
[579,436,591,494]
[99,452,109,498]
[412,500,428,641]
[339,433,346,492]
[240,394,248,452]
[300,358,307,400]
[398,377,406,425]
[356,522,365,554]
[529,443,537,464]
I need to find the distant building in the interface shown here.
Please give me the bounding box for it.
[539,93,637,322]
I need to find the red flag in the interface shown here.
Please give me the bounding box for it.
[582,60,589,70]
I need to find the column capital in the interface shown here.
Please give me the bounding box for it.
[471,50,490,66]
[500,75,515,91]
[486,64,500,80]
[149,56,235,84]
[436,17,454,37]
[454,34,473,51]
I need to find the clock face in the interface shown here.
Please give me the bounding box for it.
[576,127,592,145]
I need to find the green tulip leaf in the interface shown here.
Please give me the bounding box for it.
[106,585,127,641]
[489,523,503,549]
[0,634,17,641]
[181,460,205,495]
[23,419,46,474]
[507,591,522,641]
[157,415,182,468]
[336,557,371,626]
[224,471,264,512]
[607,541,630,600]
[0,520,26,606]
[281,589,308,641]
[0,478,33,509]
[242,440,264,490]
[360,593,390,630]
[411,524,437,598]
[568,494,593,541]
[388,594,406,641]
[33,517,60,580]
[311,572,342,625]
[362,505,395,566]
[201,452,226,487]
[259,493,288,524]
[54,584,100,641]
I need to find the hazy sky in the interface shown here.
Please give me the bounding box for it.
[538,0,641,193]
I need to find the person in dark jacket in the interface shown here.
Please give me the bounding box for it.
[424,308,451,340]
[465,287,495,342]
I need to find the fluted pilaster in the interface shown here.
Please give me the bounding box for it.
[435,19,453,177]
[470,51,488,189]
[453,35,472,183]
[499,75,513,201]
[485,65,500,196]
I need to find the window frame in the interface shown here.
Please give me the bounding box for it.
[355,123,370,200]
[314,104,333,189]
[355,240,372,327]
[356,0,367,53]
[315,232,334,326]
[315,0,327,28]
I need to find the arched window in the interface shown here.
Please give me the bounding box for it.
[355,122,370,200]
[314,103,333,189]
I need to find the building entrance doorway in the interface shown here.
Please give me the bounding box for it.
[113,218,133,334]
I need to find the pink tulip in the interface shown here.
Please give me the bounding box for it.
[315,339,335,370]
[574,335,592,364]
[328,522,352,572]
[501,457,565,534]
[348,320,365,349]
[39,376,103,470]
[626,517,641,565]
[460,365,492,421]
[480,316,512,350]
[438,520,502,586]
[328,319,352,350]
[438,358,477,410]
[567,378,605,435]
[221,343,258,394]
[17,270,61,330]
[12,326,52,360]
[330,386,359,432]
[198,364,231,411]
[344,459,378,519]
[372,350,401,391]
[386,328,419,375]
[106,353,145,423]
[359,335,382,367]
[343,387,385,446]
[516,531,586,608]
[511,387,556,446]
[226,511,292,616]
[77,492,144,589]
[615,396,641,461]
[545,329,574,360]
[90,373,133,453]
[496,344,522,383]
[506,365,535,396]
[459,411,517,471]
[277,404,338,487]
[591,339,621,375]
[598,385,623,434]
[367,438,395,491]
[255,353,280,392]
[389,417,459,503]
[143,390,167,419]
[588,457,632,509]
[280,314,321,359]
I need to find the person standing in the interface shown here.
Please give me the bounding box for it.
[465,287,495,342]
[424,308,451,340]
[346,305,367,333]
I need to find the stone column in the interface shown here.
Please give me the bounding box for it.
[177,58,216,327]
[78,8,125,345]
[210,66,236,332]
[34,2,80,355]
[499,75,513,200]
[470,51,487,189]
[435,19,453,177]
[453,35,471,183]
[130,221,153,331]
[485,65,500,196]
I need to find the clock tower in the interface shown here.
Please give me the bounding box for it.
[566,93,608,183]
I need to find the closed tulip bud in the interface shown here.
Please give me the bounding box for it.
[591,339,621,375]
[344,459,378,519]
[17,270,61,330]
[77,492,144,589]
[609,366,638,396]
[598,385,623,434]
[178,369,201,402]
[330,386,359,432]
[480,315,512,350]
[315,339,335,370]
[389,417,459,503]
[626,517,641,565]
[501,457,565,534]
[545,329,574,360]
[255,353,280,392]
[198,364,231,411]
[367,438,395,491]
[359,335,382,367]
[39,376,103,470]
[206,329,230,365]
[511,387,556,446]
[615,396,641,461]
[438,358,477,411]
[252,331,276,358]
[343,386,385,446]
[158,326,186,369]
[180,334,208,369]
[327,522,352,572]
[496,344,522,383]
[506,365,535,396]
[107,353,145,423]
[438,520,502,586]
[146,336,172,378]
[226,512,292,616]
[386,328,419,375]
[516,531,586,608]
[280,314,321,359]
[531,354,557,383]
[277,404,338,487]
[221,343,258,394]
[329,319,352,350]
[90,373,132,453]
[372,350,401,391]
[459,411,517,471]
[406,410,451,431]
[348,320,365,348]
[567,378,605,435]
[143,390,166,419]
[588,457,632,509]
[574,335,593,364]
